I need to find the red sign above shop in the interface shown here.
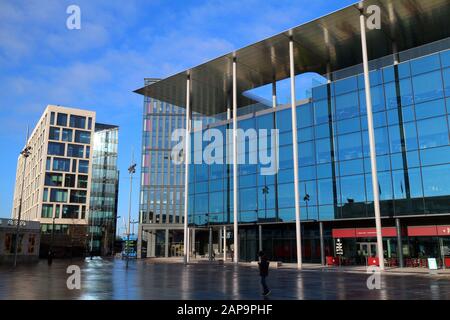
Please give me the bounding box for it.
[437,226,450,236]
[332,227,397,238]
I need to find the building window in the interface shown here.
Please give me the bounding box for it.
[49,127,60,140]
[43,188,49,201]
[62,205,79,219]
[70,190,86,203]
[46,157,51,170]
[57,113,68,126]
[62,128,73,142]
[45,173,63,186]
[50,189,68,202]
[79,160,89,173]
[64,174,76,188]
[85,146,90,158]
[77,175,88,188]
[72,159,77,172]
[48,142,65,156]
[75,130,91,144]
[88,117,92,130]
[67,144,84,158]
[41,204,53,218]
[52,157,71,172]
[50,112,55,125]
[69,115,86,129]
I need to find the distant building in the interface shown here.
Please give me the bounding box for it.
[11,105,119,258]
[0,218,40,264]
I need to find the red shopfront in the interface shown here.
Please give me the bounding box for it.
[331,227,399,265]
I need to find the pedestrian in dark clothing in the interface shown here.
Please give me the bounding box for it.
[47,250,53,266]
[258,251,271,296]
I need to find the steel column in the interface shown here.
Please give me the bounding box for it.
[289,38,302,270]
[319,222,325,266]
[232,57,239,264]
[360,11,385,270]
[183,75,191,264]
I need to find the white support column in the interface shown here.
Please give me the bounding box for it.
[289,37,302,270]
[183,75,191,264]
[360,12,385,270]
[223,225,227,261]
[232,57,239,264]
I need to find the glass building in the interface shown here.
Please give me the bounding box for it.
[89,123,119,256]
[136,0,450,267]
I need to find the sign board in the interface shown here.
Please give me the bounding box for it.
[428,258,438,270]
[335,238,344,256]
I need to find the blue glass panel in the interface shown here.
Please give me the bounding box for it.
[313,99,330,125]
[398,61,411,79]
[276,109,292,132]
[278,208,295,222]
[316,138,331,164]
[362,127,389,156]
[361,112,386,130]
[416,116,449,149]
[278,168,294,184]
[384,79,413,108]
[365,171,393,201]
[442,68,450,97]
[415,99,446,120]
[390,153,404,171]
[298,165,316,181]
[412,71,444,103]
[359,85,385,113]
[279,145,293,169]
[340,174,366,203]
[298,127,314,142]
[406,150,420,168]
[422,164,450,197]
[337,117,361,134]
[257,114,273,130]
[209,192,223,213]
[334,76,358,95]
[279,131,293,146]
[298,141,315,166]
[339,159,364,176]
[301,205,317,220]
[239,188,257,211]
[363,155,391,172]
[441,50,450,68]
[387,109,399,125]
[392,168,423,199]
[335,92,359,120]
[194,194,208,214]
[410,53,441,75]
[297,104,313,128]
[337,132,363,161]
[195,181,208,194]
[239,174,256,188]
[315,124,329,139]
[300,180,317,207]
[278,183,294,208]
[403,122,418,151]
[401,105,415,122]
[420,146,450,166]
[319,205,335,220]
[257,185,276,210]
[318,179,334,205]
[317,163,332,179]
[312,84,328,100]
[383,66,395,83]
[388,125,402,153]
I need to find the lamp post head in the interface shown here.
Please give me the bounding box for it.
[128,163,136,174]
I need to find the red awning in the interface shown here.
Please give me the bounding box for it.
[332,227,397,238]
[408,225,450,236]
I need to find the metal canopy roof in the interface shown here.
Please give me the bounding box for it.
[135,0,450,116]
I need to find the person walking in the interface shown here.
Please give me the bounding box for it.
[258,251,271,296]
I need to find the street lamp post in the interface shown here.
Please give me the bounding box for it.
[126,162,136,268]
[13,139,31,268]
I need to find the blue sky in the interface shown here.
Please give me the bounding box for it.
[0,0,356,235]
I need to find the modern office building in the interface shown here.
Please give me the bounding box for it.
[11,105,119,257]
[89,123,119,256]
[135,0,450,267]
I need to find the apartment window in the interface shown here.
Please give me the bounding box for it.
[69,115,86,129]
[67,144,84,158]
[74,130,91,144]
[46,157,51,170]
[49,127,60,140]
[62,128,73,142]
[50,112,55,125]
[85,146,90,158]
[52,158,71,172]
[43,188,49,201]
[55,205,61,218]
[45,173,63,186]
[77,175,88,188]
[64,174,76,188]
[62,205,79,219]
[50,189,68,202]
[41,204,53,218]
[78,160,89,173]
[70,190,87,203]
[47,142,65,156]
[72,159,77,173]
[88,117,92,130]
[57,113,68,126]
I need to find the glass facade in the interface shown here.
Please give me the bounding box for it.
[89,124,119,255]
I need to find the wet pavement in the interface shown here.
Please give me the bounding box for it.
[0,258,449,300]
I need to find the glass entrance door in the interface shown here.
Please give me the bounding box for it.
[357,242,377,258]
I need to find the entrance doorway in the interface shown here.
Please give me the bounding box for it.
[357,242,377,259]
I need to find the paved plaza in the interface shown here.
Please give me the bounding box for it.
[1,258,449,300]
